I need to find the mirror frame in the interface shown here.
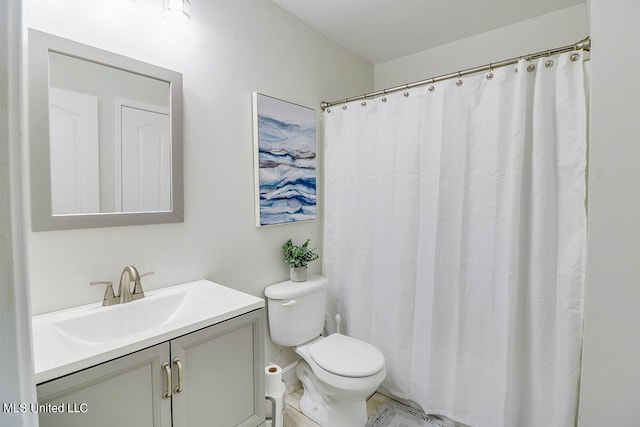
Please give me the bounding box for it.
[29,29,184,231]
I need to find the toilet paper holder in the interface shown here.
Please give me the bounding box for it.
[265,396,276,422]
[265,395,286,425]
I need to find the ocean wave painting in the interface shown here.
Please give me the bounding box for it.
[253,93,316,226]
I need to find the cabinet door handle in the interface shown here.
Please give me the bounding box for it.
[162,361,172,399]
[173,358,184,394]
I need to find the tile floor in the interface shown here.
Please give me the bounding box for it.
[283,382,395,426]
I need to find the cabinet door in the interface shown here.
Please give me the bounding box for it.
[37,343,172,427]
[170,309,266,427]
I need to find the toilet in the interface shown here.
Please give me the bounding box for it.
[265,275,386,427]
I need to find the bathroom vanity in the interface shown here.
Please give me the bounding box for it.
[32,280,266,427]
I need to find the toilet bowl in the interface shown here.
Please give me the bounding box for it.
[295,334,387,426]
[265,276,386,427]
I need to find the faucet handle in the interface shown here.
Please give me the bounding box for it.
[90,281,119,306]
[132,271,154,300]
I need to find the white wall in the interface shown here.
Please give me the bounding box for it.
[577,0,640,425]
[24,0,372,367]
[374,4,588,90]
[1,0,38,425]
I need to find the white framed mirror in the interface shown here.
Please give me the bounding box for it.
[28,29,184,231]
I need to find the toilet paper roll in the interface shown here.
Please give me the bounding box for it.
[265,364,286,427]
[265,364,286,397]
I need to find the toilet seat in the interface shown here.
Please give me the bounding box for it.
[308,333,385,378]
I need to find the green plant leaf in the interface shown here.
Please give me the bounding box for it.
[282,238,319,268]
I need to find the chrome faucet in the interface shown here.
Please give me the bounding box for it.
[118,265,140,303]
[91,266,154,306]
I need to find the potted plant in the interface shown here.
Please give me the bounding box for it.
[282,239,319,282]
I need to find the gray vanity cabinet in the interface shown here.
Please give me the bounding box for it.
[170,309,265,426]
[37,343,171,427]
[37,308,266,427]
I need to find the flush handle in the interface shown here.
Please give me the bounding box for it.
[282,299,296,307]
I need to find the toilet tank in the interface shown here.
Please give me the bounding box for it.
[264,275,328,347]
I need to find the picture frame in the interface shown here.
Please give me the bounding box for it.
[252,93,317,226]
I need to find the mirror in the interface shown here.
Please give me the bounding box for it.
[29,29,184,231]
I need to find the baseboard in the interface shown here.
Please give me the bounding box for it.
[281,360,299,388]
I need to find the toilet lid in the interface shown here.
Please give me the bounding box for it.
[309,334,385,378]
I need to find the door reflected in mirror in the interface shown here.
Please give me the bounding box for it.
[48,52,171,215]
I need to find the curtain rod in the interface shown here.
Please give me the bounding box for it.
[320,36,591,111]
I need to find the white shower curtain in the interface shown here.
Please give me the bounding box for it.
[323,51,587,427]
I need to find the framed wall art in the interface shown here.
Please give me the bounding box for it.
[252,93,316,226]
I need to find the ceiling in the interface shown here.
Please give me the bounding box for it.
[271,0,585,64]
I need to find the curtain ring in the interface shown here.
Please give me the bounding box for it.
[486,63,494,80]
[427,78,436,92]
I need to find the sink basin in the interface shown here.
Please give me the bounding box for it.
[32,279,264,384]
[53,291,186,343]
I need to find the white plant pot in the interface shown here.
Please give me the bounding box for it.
[290,267,307,282]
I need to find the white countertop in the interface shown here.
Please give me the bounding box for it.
[32,279,264,384]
